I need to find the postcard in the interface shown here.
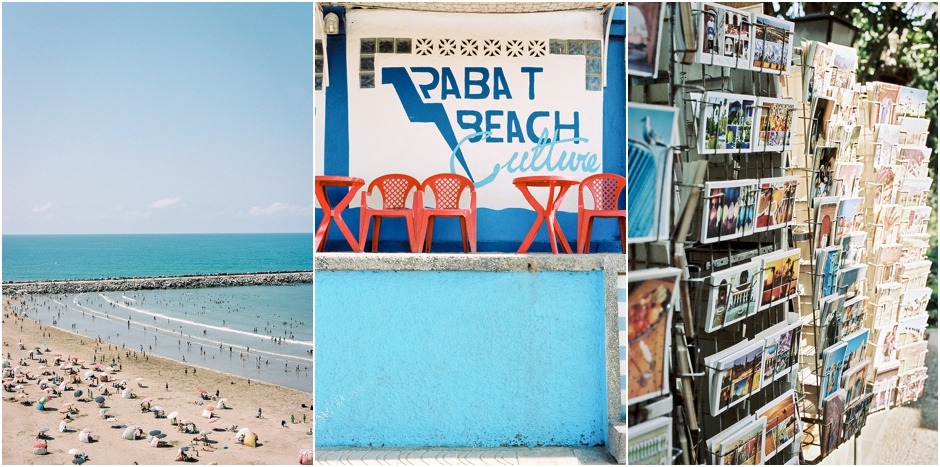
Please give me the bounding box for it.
[897,146,930,178]
[874,242,903,265]
[873,82,901,124]
[699,91,756,153]
[827,43,858,102]
[757,248,800,311]
[898,287,932,321]
[901,206,931,236]
[804,41,833,101]
[755,390,800,460]
[897,341,928,374]
[815,245,841,305]
[873,204,902,246]
[818,295,846,355]
[810,147,837,200]
[899,234,930,264]
[627,416,672,464]
[873,124,900,167]
[628,103,678,243]
[841,361,869,406]
[707,339,766,416]
[627,3,666,78]
[755,176,798,232]
[834,197,863,242]
[871,362,900,412]
[755,314,802,387]
[753,97,797,151]
[894,368,927,406]
[822,390,846,455]
[898,116,930,145]
[820,342,847,402]
[896,86,928,118]
[751,14,793,73]
[696,3,753,69]
[705,260,762,333]
[717,416,767,465]
[841,329,870,373]
[832,161,863,198]
[626,267,681,405]
[896,177,932,207]
[701,179,759,243]
[814,196,839,248]
[838,231,866,269]
[809,96,837,152]
[872,164,899,206]
[894,260,932,289]
[871,324,898,368]
[842,393,873,442]
[840,295,867,338]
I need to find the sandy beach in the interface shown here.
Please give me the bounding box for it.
[3,296,313,465]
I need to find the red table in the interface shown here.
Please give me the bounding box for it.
[513,175,580,254]
[315,175,365,252]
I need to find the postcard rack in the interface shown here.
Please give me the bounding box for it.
[626,3,805,465]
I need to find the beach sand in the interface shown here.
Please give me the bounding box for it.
[3,296,313,465]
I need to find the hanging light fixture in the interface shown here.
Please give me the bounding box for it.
[324,12,340,35]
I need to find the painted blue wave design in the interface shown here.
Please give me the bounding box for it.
[628,141,658,239]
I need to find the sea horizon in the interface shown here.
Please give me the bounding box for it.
[2,232,313,282]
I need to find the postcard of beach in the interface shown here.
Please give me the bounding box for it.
[2,3,313,464]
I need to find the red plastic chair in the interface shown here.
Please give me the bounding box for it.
[359,174,422,253]
[577,173,626,253]
[418,174,477,253]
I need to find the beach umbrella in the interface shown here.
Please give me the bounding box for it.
[83,371,94,379]
[181,446,190,452]
[100,408,109,416]
[156,433,167,439]
[68,448,84,456]
[33,442,47,449]
[149,429,162,436]
[205,405,215,412]
[39,396,49,403]
[94,396,105,404]
[73,390,83,397]
[141,397,154,403]
[208,417,220,423]
[167,411,179,419]
[200,429,213,435]
[135,377,143,382]
[236,427,251,437]
[151,406,163,412]
[62,402,75,409]
[198,389,208,394]
[123,426,139,440]
[14,384,23,390]
[72,457,86,464]
[39,426,49,433]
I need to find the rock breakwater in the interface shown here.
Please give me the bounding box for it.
[2,271,312,295]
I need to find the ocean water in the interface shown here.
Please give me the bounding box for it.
[2,233,313,392]
[12,285,313,392]
[2,233,312,282]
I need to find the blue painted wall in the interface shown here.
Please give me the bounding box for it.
[316,6,625,253]
[315,269,608,447]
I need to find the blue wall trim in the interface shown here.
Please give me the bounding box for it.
[318,6,625,252]
[315,269,607,447]
[323,6,350,179]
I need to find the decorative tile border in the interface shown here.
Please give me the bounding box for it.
[356,37,602,90]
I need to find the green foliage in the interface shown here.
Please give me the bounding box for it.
[773,2,939,326]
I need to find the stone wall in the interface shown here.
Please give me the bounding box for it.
[2,272,312,295]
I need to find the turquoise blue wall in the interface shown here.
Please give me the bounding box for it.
[316,5,625,253]
[315,269,608,447]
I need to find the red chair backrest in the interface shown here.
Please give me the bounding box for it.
[581,173,626,210]
[368,174,421,209]
[422,173,474,209]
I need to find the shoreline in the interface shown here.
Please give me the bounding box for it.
[3,296,313,465]
[3,271,313,295]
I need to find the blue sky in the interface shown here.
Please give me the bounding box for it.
[3,2,312,234]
